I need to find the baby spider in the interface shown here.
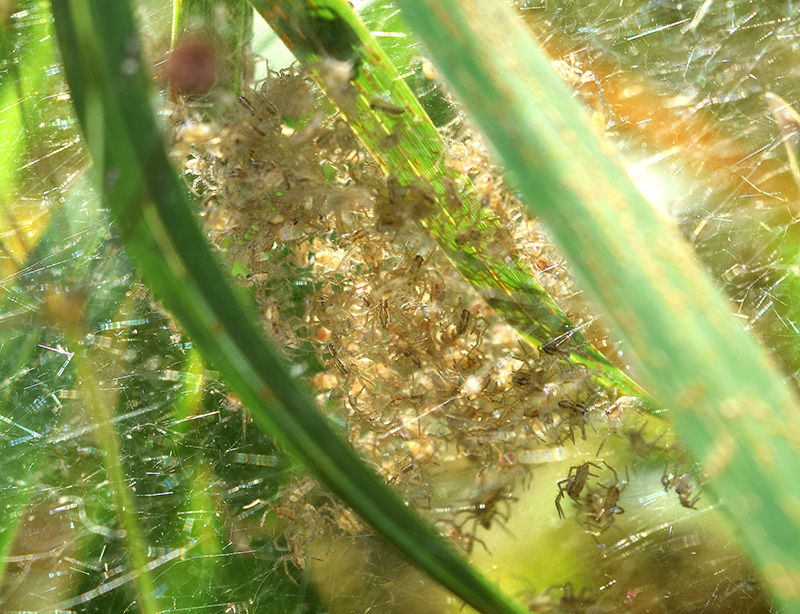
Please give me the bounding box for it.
[662,464,702,509]
[273,534,309,586]
[584,463,629,534]
[557,398,592,444]
[544,582,597,610]
[443,478,517,543]
[434,519,488,554]
[625,422,665,457]
[555,461,602,519]
[461,481,516,531]
[541,318,600,359]
[509,340,546,393]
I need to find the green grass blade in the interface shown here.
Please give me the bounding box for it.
[251,0,652,405]
[395,0,800,609]
[49,1,529,612]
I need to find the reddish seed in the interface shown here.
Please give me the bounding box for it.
[163,39,217,95]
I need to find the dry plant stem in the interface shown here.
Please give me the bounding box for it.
[251,0,652,405]
[396,0,800,608]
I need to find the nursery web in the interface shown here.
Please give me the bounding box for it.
[1,1,798,614]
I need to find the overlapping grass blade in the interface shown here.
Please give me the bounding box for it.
[49,1,530,612]
[395,0,800,609]
[250,0,651,404]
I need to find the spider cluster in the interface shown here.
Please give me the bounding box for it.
[170,62,638,573]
